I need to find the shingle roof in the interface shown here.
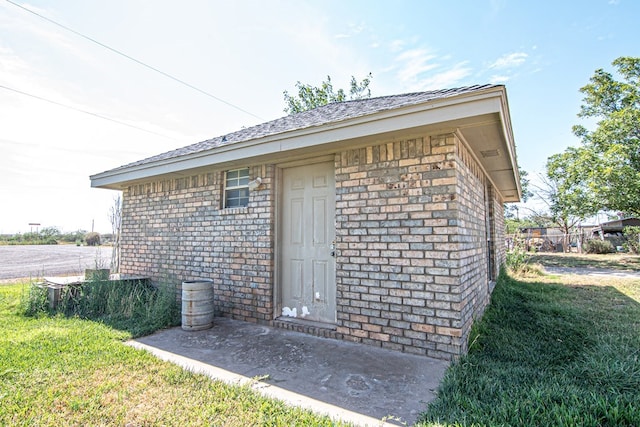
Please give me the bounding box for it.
[113,84,498,171]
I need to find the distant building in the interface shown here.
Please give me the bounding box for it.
[592,217,640,236]
[518,225,595,252]
[592,217,640,249]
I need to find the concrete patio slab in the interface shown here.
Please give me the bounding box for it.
[129,317,449,426]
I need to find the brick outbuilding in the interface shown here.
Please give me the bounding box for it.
[91,84,521,360]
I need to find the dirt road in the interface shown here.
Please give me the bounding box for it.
[0,245,112,281]
[543,266,640,278]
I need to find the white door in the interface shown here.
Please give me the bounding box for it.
[280,162,336,324]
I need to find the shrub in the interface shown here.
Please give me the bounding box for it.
[584,239,615,254]
[22,283,50,316]
[85,232,101,246]
[506,232,529,273]
[623,226,640,254]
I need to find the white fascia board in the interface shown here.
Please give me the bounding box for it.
[496,87,522,199]
[91,90,505,189]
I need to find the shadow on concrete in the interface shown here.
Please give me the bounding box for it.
[130,317,449,426]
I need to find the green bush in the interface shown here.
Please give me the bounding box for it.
[506,232,529,273]
[623,226,640,254]
[21,283,50,316]
[85,232,101,246]
[584,238,615,254]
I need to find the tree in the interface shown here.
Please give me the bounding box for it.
[40,226,60,240]
[504,166,533,219]
[505,216,539,235]
[283,73,373,114]
[85,232,101,246]
[562,57,640,216]
[546,150,597,220]
[530,157,593,252]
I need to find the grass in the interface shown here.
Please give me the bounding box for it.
[23,278,181,337]
[0,283,346,426]
[419,259,640,426]
[4,252,639,425]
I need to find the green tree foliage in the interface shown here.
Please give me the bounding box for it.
[623,226,640,253]
[40,226,60,239]
[85,232,101,246]
[554,57,640,216]
[546,150,597,220]
[504,217,542,235]
[504,167,533,219]
[283,73,373,114]
[530,168,588,252]
[518,167,533,202]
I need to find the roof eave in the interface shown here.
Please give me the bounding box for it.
[91,86,518,193]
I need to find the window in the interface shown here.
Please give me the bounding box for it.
[224,168,249,208]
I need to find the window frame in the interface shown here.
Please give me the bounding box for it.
[223,168,250,208]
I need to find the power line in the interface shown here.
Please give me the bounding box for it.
[0,84,178,140]
[5,0,264,121]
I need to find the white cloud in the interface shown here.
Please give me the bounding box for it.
[13,2,51,15]
[489,74,510,84]
[0,2,95,64]
[414,62,472,91]
[389,39,406,52]
[489,52,528,69]
[395,48,439,84]
[389,44,473,91]
[0,46,31,80]
[490,0,508,14]
[335,22,365,39]
[0,0,380,233]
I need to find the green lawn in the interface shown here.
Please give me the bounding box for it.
[419,268,640,426]
[3,253,639,426]
[0,283,345,426]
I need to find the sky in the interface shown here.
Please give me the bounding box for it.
[1,0,638,234]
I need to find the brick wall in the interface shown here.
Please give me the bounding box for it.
[334,133,501,359]
[120,165,275,323]
[119,132,504,360]
[455,139,495,354]
[492,190,506,276]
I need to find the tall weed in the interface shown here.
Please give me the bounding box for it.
[23,279,180,337]
[506,232,529,273]
[21,284,49,316]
